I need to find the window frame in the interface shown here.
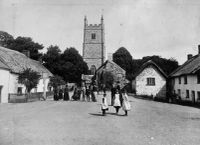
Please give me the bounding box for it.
[91,33,96,39]
[184,76,187,84]
[146,77,155,86]
[197,91,200,100]
[178,77,181,84]
[197,74,200,84]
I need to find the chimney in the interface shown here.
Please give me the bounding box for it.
[198,45,200,54]
[22,50,30,58]
[187,54,193,60]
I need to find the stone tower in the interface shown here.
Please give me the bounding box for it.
[82,16,105,73]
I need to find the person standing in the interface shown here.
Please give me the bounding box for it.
[111,84,116,106]
[53,87,58,101]
[90,85,97,102]
[122,89,131,116]
[101,93,108,116]
[59,88,63,100]
[113,89,121,114]
[63,85,69,101]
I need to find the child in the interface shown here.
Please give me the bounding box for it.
[122,89,131,116]
[101,93,109,116]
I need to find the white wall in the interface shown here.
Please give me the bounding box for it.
[135,65,166,98]
[173,75,200,102]
[0,69,10,103]
[0,69,50,103]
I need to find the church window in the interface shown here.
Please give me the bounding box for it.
[91,33,96,39]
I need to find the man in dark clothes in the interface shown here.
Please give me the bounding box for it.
[111,84,116,106]
[63,85,69,101]
[59,89,63,100]
[53,88,58,101]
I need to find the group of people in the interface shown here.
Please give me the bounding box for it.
[53,83,97,102]
[53,85,70,101]
[101,86,131,116]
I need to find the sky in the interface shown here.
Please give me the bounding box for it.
[1,0,200,64]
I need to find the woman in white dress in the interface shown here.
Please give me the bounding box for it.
[122,89,131,116]
[113,89,121,114]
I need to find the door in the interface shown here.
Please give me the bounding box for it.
[0,86,2,103]
[192,91,195,104]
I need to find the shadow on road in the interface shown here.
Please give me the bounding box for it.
[89,113,104,116]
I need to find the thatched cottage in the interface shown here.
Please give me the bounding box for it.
[0,46,52,103]
[133,60,167,100]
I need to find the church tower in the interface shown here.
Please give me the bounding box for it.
[82,16,105,74]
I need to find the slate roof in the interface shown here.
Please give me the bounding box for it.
[134,60,168,78]
[0,46,52,76]
[170,54,200,77]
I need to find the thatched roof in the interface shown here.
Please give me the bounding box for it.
[0,46,52,76]
[170,55,200,77]
[134,60,167,78]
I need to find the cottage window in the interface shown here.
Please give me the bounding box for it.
[186,90,189,98]
[91,33,96,39]
[197,74,200,84]
[179,77,181,84]
[197,91,200,100]
[184,76,187,84]
[147,78,155,86]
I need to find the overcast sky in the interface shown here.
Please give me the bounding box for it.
[1,0,200,64]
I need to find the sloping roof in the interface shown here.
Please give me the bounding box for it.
[0,46,52,76]
[134,60,168,78]
[0,59,10,70]
[170,54,200,77]
[96,60,125,74]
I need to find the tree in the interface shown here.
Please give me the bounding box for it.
[98,70,115,89]
[48,75,66,89]
[0,31,14,48]
[8,37,44,60]
[18,68,41,95]
[113,47,134,80]
[42,45,61,75]
[60,47,88,84]
[137,55,179,75]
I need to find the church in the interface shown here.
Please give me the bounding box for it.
[82,16,105,74]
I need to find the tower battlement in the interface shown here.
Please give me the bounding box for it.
[85,24,102,30]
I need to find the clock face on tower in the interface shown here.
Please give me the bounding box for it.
[82,16,105,72]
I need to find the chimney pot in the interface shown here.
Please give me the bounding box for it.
[187,54,193,60]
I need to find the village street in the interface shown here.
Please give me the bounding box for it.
[0,93,200,145]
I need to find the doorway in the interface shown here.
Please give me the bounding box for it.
[192,91,195,104]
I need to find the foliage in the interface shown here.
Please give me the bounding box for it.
[0,31,14,48]
[18,68,41,93]
[42,45,61,75]
[134,55,179,76]
[43,47,88,84]
[99,70,115,89]
[0,31,43,60]
[113,47,134,80]
[48,75,66,89]
[60,47,88,84]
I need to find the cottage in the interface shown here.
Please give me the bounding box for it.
[170,47,200,103]
[95,60,127,88]
[133,60,167,100]
[0,46,52,103]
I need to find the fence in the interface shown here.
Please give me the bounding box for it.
[8,91,54,103]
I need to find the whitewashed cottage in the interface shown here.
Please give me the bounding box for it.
[133,60,167,100]
[0,46,52,103]
[170,46,200,103]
